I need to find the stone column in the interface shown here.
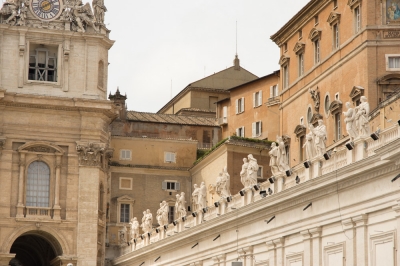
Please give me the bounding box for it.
[217,254,226,266]
[393,201,400,266]
[266,241,276,266]
[212,256,219,266]
[0,253,15,266]
[341,218,356,266]
[16,151,27,218]
[243,246,254,266]
[53,153,62,220]
[18,29,27,88]
[273,238,285,266]
[310,227,322,266]
[353,214,368,266]
[300,230,312,266]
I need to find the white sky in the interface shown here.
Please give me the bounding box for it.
[105,0,310,113]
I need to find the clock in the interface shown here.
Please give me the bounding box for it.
[30,0,63,21]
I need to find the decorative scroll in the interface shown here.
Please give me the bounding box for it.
[76,142,105,167]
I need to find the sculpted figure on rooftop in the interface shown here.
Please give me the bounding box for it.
[192,184,200,212]
[276,136,290,172]
[198,182,207,210]
[240,158,248,188]
[269,142,281,176]
[343,102,358,142]
[309,120,327,157]
[303,130,316,160]
[70,0,98,33]
[216,167,231,198]
[247,154,259,187]
[92,0,106,24]
[129,217,139,242]
[354,96,370,138]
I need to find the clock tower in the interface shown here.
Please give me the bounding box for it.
[0,1,114,266]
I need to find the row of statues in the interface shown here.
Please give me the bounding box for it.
[269,136,290,176]
[343,96,370,141]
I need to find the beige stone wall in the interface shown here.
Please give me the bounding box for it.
[190,90,229,111]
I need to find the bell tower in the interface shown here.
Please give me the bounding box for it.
[0,1,115,266]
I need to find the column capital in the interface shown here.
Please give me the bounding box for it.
[300,230,311,239]
[341,218,355,228]
[273,237,285,248]
[309,226,322,238]
[217,254,226,261]
[242,246,253,254]
[352,214,368,226]
[265,240,275,250]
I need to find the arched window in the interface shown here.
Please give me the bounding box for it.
[26,161,50,207]
[98,60,104,89]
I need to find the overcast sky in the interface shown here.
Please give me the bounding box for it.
[104,1,310,113]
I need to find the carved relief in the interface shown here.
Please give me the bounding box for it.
[76,142,105,167]
[26,146,55,153]
[309,87,320,113]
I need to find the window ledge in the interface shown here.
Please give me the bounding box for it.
[266,98,280,107]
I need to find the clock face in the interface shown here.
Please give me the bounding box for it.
[30,0,63,21]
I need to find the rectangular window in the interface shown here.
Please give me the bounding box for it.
[371,231,395,266]
[168,206,175,224]
[162,181,180,191]
[120,150,132,160]
[314,15,319,25]
[253,91,262,107]
[314,40,320,64]
[120,203,130,223]
[335,112,341,141]
[28,43,58,82]
[236,97,245,114]
[298,53,304,77]
[270,84,279,98]
[333,24,339,49]
[164,152,176,163]
[236,126,245,137]
[283,65,289,89]
[354,6,361,33]
[252,121,262,137]
[299,135,305,162]
[298,29,303,39]
[388,56,400,70]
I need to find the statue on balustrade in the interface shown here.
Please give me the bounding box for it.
[309,120,327,157]
[70,0,98,33]
[269,142,280,176]
[92,0,107,25]
[156,201,168,227]
[354,96,370,138]
[140,209,153,234]
[175,192,187,219]
[276,136,290,172]
[198,182,207,210]
[240,158,249,188]
[247,154,259,187]
[192,184,200,212]
[216,167,231,198]
[343,102,358,142]
[129,217,140,242]
[303,129,316,160]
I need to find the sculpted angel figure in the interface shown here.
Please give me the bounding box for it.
[343,102,358,141]
[71,0,98,33]
[0,0,19,25]
[92,0,107,24]
[354,96,370,138]
[247,154,259,187]
[129,217,139,241]
[240,158,248,188]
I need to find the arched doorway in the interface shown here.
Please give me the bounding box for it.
[9,231,62,266]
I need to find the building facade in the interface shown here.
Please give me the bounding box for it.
[0,1,114,265]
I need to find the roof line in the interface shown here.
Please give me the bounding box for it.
[227,70,280,91]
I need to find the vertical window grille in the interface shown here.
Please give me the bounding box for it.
[314,40,320,64]
[120,203,130,223]
[283,66,289,89]
[389,57,400,69]
[334,24,339,49]
[298,53,304,77]
[28,48,57,82]
[355,6,361,33]
[335,113,341,141]
[26,161,50,207]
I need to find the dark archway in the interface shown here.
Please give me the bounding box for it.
[10,232,60,266]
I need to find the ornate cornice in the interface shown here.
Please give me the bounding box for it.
[294,125,307,137]
[327,12,341,26]
[308,28,322,41]
[377,74,400,85]
[348,0,362,9]
[293,42,306,55]
[349,86,365,99]
[279,55,290,66]
[76,142,106,167]
[329,100,343,115]
[17,141,64,155]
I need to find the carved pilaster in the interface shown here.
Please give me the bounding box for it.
[76,142,106,167]
[300,230,312,266]
[310,227,322,266]
[63,39,70,92]
[17,151,27,218]
[18,29,27,88]
[342,218,356,266]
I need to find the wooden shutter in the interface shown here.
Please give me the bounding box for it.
[252,122,256,137]
[236,128,239,136]
[275,84,279,97]
[175,182,180,190]
[162,181,167,190]
[253,93,256,107]
[235,99,239,114]
[171,153,176,162]
[241,97,245,112]
[259,121,262,135]
[259,90,262,106]
[270,86,273,98]
[242,126,245,137]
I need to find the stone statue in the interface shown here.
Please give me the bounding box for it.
[175,192,186,219]
[192,184,200,212]
[247,154,259,187]
[198,182,207,210]
[129,217,139,241]
[240,158,248,188]
[354,96,370,138]
[70,0,98,33]
[140,209,153,234]
[276,136,290,172]
[343,102,358,141]
[119,225,127,244]
[309,120,327,157]
[216,167,231,198]
[303,130,316,160]
[16,0,29,26]
[0,0,19,25]
[92,0,107,25]
[309,87,320,113]
[156,202,165,227]
[269,142,281,176]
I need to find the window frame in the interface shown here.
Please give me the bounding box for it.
[333,23,340,50]
[324,242,345,266]
[26,161,51,208]
[119,177,133,190]
[162,180,180,191]
[253,91,263,108]
[116,195,135,225]
[386,54,400,71]
[164,152,176,163]
[314,39,320,64]
[236,97,245,114]
[354,5,361,34]
[257,166,263,178]
[298,53,304,77]
[283,65,289,89]
[335,112,342,141]
[252,121,262,138]
[120,149,132,161]
[236,126,245,138]
[370,231,395,266]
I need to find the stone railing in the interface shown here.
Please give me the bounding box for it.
[25,207,52,219]
[123,124,400,254]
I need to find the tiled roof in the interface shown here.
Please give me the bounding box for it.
[126,111,218,126]
[178,108,216,113]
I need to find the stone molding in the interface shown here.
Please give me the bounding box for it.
[348,0,362,9]
[279,55,290,66]
[308,28,322,41]
[294,125,307,138]
[327,12,341,26]
[329,100,343,115]
[293,42,306,55]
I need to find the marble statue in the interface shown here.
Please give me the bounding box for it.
[192,184,200,212]
[16,0,29,26]
[161,201,169,226]
[156,202,165,227]
[92,0,107,24]
[269,142,281,176]
[129,217,139,241]
[303,130,316,160]
[354,96,370,138]
[198,182,207,210]
[276,136,290,172]
[140,209,153,234]
[71,0,98,33]
[247,154,259,187]
[309,120,327,157]
[119,225,127,244]
[175,192,186,219]
[343,102,358,141]
[240,158,248,188]
[309,87,320,113]
[216,167,231,198]
[0,0,19,25]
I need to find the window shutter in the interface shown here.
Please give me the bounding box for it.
[259,121,262,135]
[252,123,256,137]
[162,181,167,190]
[236,128,239,136]
[235,99,239,114]
[276,84,279,96]
[253,93,256,107]
[242,126,245,137]
[270,86,273,98]
[223,106,227,118]
[241,97,245,112]
[175,182,180,190]
[259,90,262,106]
[171,153,176,162]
